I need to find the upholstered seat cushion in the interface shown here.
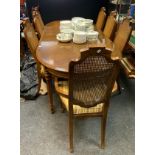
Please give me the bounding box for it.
[59,95,104,114]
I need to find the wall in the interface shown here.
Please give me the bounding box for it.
[26,0,108,24]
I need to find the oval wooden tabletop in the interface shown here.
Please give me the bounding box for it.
[36,21,113,73]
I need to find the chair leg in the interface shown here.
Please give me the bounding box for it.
[101,116,106,149]
[101,103,109,149]
[45,70,55,113]
[116,77,121,94]
[69,112,73,153]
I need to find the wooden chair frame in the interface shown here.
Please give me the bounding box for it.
[33,14,44,38]
[103,14,117,40]
[23,19,54,113]
[56,47,120,152]
[96,7,106,30]
[112,18,132,59]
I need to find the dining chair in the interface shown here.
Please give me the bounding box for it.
[32,6,44,27]
[23,19,52,99]
[23,19,39,59]
[33,13,44,38]
[96,7,106,30]
[23,19,56,113]
[102,14,117,40]
[112,18,132,59]
[54,47,120,153]
[111,18,133,92]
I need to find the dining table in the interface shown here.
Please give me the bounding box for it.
[36,20,114,113]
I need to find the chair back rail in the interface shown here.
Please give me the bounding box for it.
[112,18,132,59]
[23,19,39,60]
[33,14,44,38]
[32,6,44,25]
[103,15,117,40]
[96,7,106,30]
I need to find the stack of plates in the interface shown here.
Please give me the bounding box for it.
[86,31,99,42]
[60,20,72,30]
[58,17,98,44]
[60,29,74,35]
[73,31,86,44]
[84,19,93,28]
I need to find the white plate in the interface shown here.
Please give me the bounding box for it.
[60,20,72,26]
[56,33,72,43]
[60,29,74,34]
[71,17,85,23]
[73,38,86,44]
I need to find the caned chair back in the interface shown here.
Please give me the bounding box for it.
[33,13,44,38]
[96,7,106,30]
[112,18,132,59]
[69,47,120,109]
[103,15,117,39]
[23,19,39,59]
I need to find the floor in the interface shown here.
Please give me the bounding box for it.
[20,74,135,155]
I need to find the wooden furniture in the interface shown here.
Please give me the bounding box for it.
[111,18,132,59]
[32,7,44,38]
[23,19,48,97]
[102,14,117,40]
[33,14,44,38]
[54,47,120,152]
[32,8,44,26]
[111,18,134,78]
[96,7,106,30]
[23,19,39,59]
[36,21,120,113]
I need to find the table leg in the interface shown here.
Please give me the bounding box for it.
[45,70,55,113]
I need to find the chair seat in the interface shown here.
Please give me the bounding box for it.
[59,95,104,114]
[54,79,118,97]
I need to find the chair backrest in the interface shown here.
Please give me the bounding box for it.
[69,47,120,109]
[110,10,117,18]
[22,18,32,28]
[33,14,44,38]
[96,7,106,30]
[23,19,39,59]
[103,14,117,40]
[112,18,132,59]
[32,6,44,26]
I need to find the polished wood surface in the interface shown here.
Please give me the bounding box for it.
[23,19,39,59]
[96,7,106,30]
[111,18,132,59]
[103,14,117,40]
[32,8,44,27]
[36,21,113,75]
[33,14,44,38]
